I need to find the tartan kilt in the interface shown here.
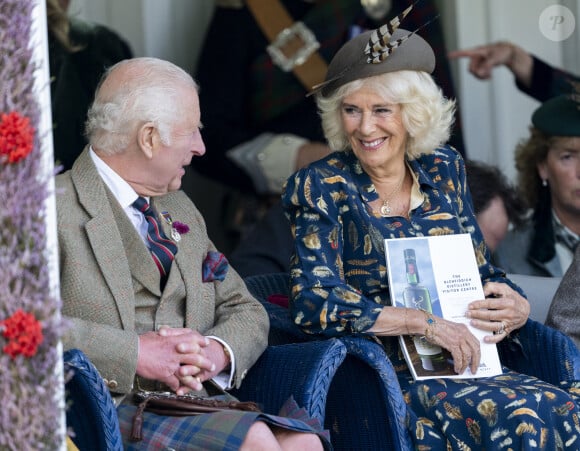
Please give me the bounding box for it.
[117,398,332,450]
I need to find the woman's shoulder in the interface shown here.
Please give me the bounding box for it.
[292,151,355,180]
[410,145,464,181]
[283,151,359,205]
[410,145,463,174]
[416,145,463,164]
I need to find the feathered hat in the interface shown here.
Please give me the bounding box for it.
[310,2,436,97]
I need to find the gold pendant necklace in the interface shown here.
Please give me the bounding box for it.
[378,172,405,218]
[380,199,394,217]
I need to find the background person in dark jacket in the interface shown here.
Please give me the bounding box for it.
[47,0,133,171]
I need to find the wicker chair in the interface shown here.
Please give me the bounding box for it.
[64,340,347,449]
[497,317,580,384]
[64,348,123,451]
[244,272,413,451]
[244,272,580,451]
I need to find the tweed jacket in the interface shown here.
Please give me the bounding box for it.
[56,148,269,398]
[546,245,580,349]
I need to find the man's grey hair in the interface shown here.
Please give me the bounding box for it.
[85,57,198,155]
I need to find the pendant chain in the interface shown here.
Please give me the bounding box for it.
[378,172,406,217]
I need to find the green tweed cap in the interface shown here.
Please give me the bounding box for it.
[316,28,436,97]
[532,95,580,136]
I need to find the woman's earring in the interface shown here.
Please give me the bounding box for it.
[542,179,548,187]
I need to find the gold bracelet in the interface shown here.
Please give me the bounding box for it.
[419,308,437,342]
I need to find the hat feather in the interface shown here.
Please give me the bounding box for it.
[310,3,417,93]
[364,1,440,64]
[308,0,437,96]
[364,2,416,63]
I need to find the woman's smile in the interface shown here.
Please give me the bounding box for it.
[359,137,387,151]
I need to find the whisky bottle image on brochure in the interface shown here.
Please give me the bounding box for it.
[402,248,447,371]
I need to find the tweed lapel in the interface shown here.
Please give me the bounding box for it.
[70,149,137,328]
[151,195,210,327]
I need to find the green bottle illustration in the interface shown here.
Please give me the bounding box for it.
[402,248,447,371]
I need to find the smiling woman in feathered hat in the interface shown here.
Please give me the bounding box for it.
[282,4,580,449]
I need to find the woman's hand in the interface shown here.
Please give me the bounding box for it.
[466,282,530,343]
[370,307,480,374]
[425,316,481,375]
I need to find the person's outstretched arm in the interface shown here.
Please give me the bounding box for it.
[448,41,534,88]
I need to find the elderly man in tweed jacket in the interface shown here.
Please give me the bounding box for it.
[55,57,326,450]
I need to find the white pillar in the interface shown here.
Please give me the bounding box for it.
[32,0,66,448]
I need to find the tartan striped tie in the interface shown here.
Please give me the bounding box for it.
[132,197,178,285]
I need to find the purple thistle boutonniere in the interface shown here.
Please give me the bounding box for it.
[160,212,189,242]
[173,221,189,234]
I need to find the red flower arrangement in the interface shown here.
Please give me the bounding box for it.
[1,309,44,359]
[0,111,35,164]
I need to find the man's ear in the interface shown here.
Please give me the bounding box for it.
[137,122,157,159]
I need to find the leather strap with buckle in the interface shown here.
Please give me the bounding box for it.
[246,0,328,92]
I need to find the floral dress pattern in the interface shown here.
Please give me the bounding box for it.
[282,146,580,450]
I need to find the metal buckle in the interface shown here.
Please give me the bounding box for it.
[267,21,320,72]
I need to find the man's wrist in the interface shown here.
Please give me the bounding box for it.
[208,337,232,368]
[221,342,231,364]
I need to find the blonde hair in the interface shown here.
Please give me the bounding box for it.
[315,71,455,158]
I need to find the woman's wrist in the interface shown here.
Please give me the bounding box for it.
[418,308,437,342]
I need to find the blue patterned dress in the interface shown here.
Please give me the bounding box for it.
[282,146,580,450]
